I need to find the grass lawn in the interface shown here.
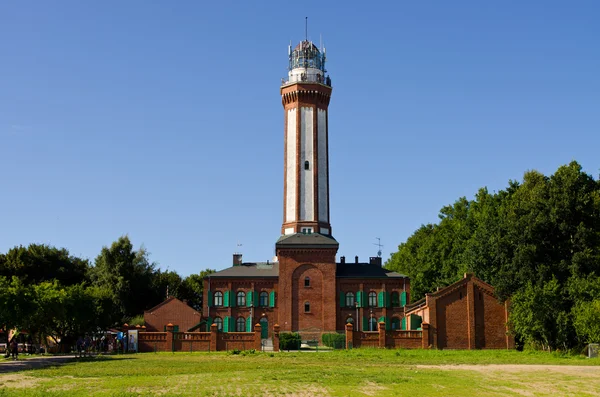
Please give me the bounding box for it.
[0,349,599,396]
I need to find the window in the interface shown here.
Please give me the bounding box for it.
[237,291,246,306]
[391,292,400,307]
[304,277,310,287]
[391,317,401,330]
[369,317,378,331]
[214,317,223,331]
[259,291,269,307]
[345,292,355,307]
[304,301,310,313]
[304,160,310,170]
[368,291,377,307]
[346,316,354,324]
[236,317,246,332]
[214,291,223,307]
[301,228,312,234]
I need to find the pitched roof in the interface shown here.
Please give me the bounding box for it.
[144,296,179,314]
[275,233,339,248]
[207,262,279,278]
[336,263,406,278]
[404,273,496,314]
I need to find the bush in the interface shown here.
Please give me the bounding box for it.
[279,332,301,350]
[322,333,346,349]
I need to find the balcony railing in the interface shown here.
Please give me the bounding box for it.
[282,73,331,87]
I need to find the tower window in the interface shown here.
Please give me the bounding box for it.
[305,277,310,287]
[301,228,313,234]
[304,161,310,170]
[304,301,311,313]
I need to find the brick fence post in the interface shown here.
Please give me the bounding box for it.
[422,323,430,349]
[210,323,218,352]
[345,323,353,350]
[254,323,262,351]
[166,323,174,353]
[273,324,280,352]
[378,322,386,348]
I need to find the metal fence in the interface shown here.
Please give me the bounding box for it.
[278,329,346,351]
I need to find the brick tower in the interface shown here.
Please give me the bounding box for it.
[276,39,339,332]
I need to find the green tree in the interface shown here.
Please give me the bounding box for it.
[180,269,215,311]
[386,161,600,349]
[89,236,158,322]
[0,244,88,286]
[572,299,600,344]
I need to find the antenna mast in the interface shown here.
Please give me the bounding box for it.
[305,16,308,42]
[373,237,383,258]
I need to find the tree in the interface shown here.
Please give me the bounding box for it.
[180,269,215,311]
[89,236,157,323]
[0,244,88,286]
[386,161,600,349]
[573,299,600,344]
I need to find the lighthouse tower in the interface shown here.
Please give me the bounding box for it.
[276,39,338,333]
[280,40,332,236]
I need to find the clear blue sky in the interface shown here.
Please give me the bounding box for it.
[1,1,598,276]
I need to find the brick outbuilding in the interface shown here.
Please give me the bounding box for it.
[144,297,202,332]
[404,273,514,349]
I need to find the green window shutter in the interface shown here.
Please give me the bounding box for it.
[224,290,230,307]
[163,325,166,332]
[400,291,407,307]
[253,290,259,307]
[362,317,368,331]
[246,317,252,332]
[223,316,230,332]
[174,325,179,332]
[356,291,362,308]
[230,291,236,307]
[339,292,345,308]
[206,317,213,332]
[378,316,385,326]
[377,292,384,308]
[269,291,276,307]
[246,291,253,307]
[386,317,391,331]
[207,290,213,307]
[401,317,406,330]
[385,291,391,308]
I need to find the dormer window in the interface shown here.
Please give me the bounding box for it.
[305,277,310,287]
[304,161,310,170]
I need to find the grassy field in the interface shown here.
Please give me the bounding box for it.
[1,349,599,396]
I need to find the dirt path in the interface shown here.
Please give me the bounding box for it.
[0,356,76,374]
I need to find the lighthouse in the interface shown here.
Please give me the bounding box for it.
[280,40,332,236]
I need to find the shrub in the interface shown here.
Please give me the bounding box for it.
[279,332,301,350]
[322,333,346,349]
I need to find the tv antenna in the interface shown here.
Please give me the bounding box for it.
[373,237,383,258]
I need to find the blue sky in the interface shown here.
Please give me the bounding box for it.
[1,1,598,275]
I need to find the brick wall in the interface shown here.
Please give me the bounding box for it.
[277,247,337,332]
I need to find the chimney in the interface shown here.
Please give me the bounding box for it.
[355,256,359,264]
[369,257,382,267]
[340,256,345,264]
[233,253,243,266]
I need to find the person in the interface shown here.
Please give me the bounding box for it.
[10,338,18,360]
[84,335,91,357]
[76,336,84,358]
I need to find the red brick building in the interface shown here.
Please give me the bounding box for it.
[144,297,202,332]
[404,273,514,349]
